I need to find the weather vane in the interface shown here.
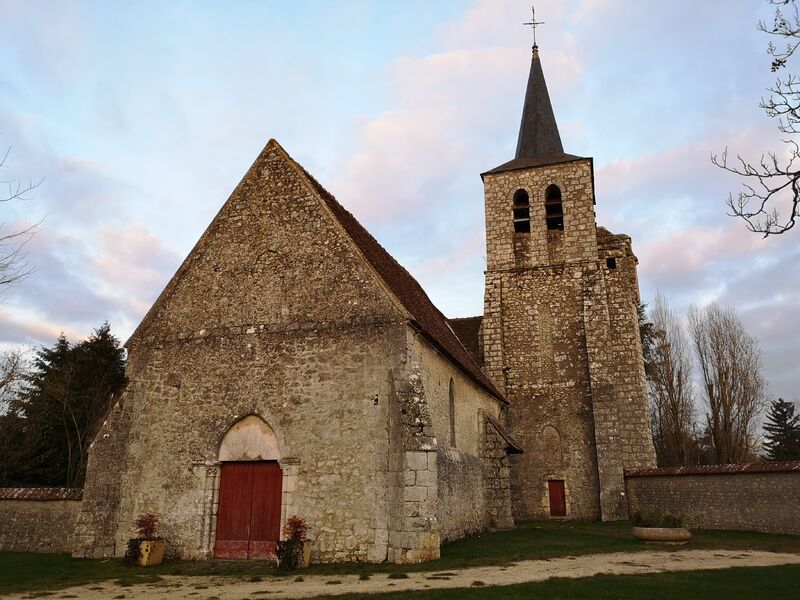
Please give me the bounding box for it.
[523,5,544,47]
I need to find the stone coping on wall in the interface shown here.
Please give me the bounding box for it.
[625,462,800,478]
[0,487,83,501]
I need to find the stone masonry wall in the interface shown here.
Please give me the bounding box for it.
[481,418,515,530]
[625,463,800,535]
[75,391,134,557]
[105,324,405,563]
[0,489,82,553]
[597,230,656,474]
[410,330,510,544]
[482,159,602,521]
[482,157,655,521]
[435,449,484,543]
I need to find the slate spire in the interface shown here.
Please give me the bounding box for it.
[515,45,564,158]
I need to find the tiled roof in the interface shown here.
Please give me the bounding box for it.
[486,414,523,454]
[0,487,83,501]
[298,164,505,403]
[482,153,586,176]
[447,316,484,367]
[624,462,800,478]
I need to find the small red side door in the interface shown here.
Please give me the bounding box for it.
[214,462,283,559]
[548,479,566,517]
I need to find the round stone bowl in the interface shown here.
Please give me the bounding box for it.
[632,526,692,545]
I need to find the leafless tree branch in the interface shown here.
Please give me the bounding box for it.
[0,141,42,290]
[715,0,800,236]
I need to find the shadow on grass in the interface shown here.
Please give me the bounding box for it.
[2,521,798,594]
[304,564,800,599]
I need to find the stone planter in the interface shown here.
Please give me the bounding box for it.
[632,526,692,545]
[137,539,165,566]
[277,540,311,570]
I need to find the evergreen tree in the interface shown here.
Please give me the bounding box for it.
[763,398,800,461]
[0,323,127,487]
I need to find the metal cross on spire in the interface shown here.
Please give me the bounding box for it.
[523,5,544,48]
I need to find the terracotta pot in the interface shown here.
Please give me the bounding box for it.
[632,526,692,545]
[137,539,165,566]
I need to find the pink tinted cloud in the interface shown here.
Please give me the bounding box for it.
[637,224,768,280]
[332,35,583,222]
[92,222,180,319]
[0,309,83,346]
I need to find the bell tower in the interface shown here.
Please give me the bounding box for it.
[480,42,656,521]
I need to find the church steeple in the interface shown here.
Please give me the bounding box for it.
[515,45,563,158]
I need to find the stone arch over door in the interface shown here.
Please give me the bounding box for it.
[208,415,297,560]
[219,414,281,462]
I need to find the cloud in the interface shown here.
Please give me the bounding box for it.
[0,309,83,347]
[91,222,180,319]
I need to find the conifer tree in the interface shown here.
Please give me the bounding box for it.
[0,323,127,487]
[763,398,800,461]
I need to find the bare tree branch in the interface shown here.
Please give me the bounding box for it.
[715,0,800,236]
[0,141,42,290]
[0,145,44,204]
[688,303,766,464]
[646,294,697,466]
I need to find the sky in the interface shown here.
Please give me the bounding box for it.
[1,0,798,407]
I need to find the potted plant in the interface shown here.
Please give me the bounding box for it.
[632,511,695,545]
[124,512,165,566]
[276,515,311,570]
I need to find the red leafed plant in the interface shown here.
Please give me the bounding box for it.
[282,515,308,542]
[133,512,159,539]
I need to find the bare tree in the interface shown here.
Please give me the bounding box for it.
[646,294,697,466]
[0,349,26,414]
[1,142,42,289]
[712,0,800,236]
[688,303,766,464]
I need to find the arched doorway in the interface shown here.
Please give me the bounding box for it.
[214,415,283,559]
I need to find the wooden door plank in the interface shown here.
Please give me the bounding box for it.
[248,462,283,559]
[214,462,254,559]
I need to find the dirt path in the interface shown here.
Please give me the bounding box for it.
[7,549,800,599]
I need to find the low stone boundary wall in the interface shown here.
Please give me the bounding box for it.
[0,488,82,553]
[624,462,800,535]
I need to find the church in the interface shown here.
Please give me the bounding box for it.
[73,41,655,564]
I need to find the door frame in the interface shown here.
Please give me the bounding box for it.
[213,460,284,560]
[195,457,300,559]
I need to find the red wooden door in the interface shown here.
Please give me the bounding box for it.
[214,462,283,559]
[548,480,566,517]
[249,462,283,559]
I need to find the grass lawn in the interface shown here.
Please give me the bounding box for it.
[309,565,800,599]
[1,521,799,594]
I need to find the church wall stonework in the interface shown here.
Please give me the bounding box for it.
[481,157,655,522]
[79,324,407,562]
[75,140,511,564]
[77,141,417,562]
[408,332,510,545]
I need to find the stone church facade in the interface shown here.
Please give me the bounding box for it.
[73,42,653,564]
